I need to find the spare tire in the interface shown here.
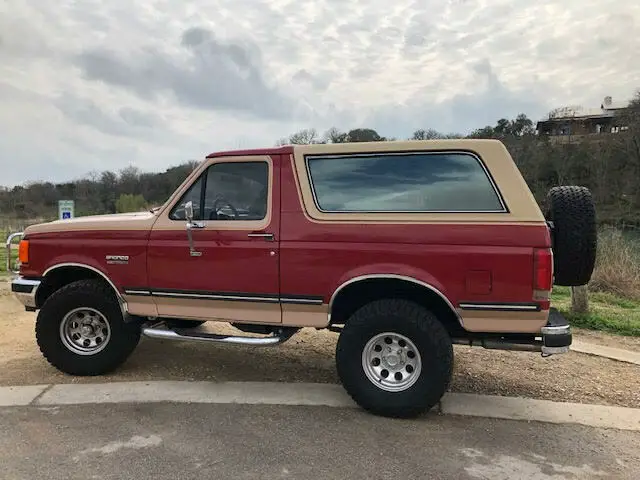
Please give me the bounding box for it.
[546,186,597,286]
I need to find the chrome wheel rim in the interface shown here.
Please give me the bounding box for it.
[59,307,111,356]
[362,332,422,392]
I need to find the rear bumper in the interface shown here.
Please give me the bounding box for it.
[540,308,572,355]
[453,308,572,355]
[10,276,40,310]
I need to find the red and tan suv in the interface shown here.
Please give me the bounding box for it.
[7,139,596,418]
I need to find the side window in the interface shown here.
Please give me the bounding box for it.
[203,162,269,221]
[306,152,505,213]
[169,176,203,220]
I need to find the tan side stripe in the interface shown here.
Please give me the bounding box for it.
[459,302,541,312]
[123,289,323,305]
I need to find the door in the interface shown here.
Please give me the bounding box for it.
[146,155,281,324]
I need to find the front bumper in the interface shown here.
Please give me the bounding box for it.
[10,276,40,311]
[540,308,572,356]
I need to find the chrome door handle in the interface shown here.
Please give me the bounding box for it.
[185,220,204,257]
[248,233,274,241]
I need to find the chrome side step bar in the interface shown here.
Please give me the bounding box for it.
[142,324,299,346]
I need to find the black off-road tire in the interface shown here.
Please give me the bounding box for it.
[547,186,597,286]
[35,279,141,376]
[336,299,453,418]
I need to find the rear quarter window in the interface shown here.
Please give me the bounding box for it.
[306,151,506,213]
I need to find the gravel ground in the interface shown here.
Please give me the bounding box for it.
[1,281,639,408]
[572,327,640,352]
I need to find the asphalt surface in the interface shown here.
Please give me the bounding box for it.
[1,403,638,479]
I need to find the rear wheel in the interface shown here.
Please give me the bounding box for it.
[336,299,453,418]
[36,279,141,376]
[546,186,597,286]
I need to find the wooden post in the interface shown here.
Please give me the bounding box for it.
[571,285,589,314]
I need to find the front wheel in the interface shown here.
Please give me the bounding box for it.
[336,299,453,418]
[36,279,141,376]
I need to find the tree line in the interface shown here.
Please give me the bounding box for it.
[282,93,640,226]
[2,92,639,227]
[0,162,198,223]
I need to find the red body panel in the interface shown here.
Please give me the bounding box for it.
[21,230,150,291]
[145,230,280,295]
[146,162,281,303]
[277,154,551,308]
[279,217,547,304]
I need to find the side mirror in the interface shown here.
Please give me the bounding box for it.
[185,201,194,222]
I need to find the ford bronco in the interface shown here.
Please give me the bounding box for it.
[6,139,597,418]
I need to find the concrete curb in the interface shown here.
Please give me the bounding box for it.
[2,381,640,431]
[440,393,640,431]
[0,385,49,407]
[571,340,640,366]
[36,381,354,408]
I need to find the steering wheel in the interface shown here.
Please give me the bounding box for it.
[212,197,239,219]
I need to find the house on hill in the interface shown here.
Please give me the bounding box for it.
[536,96,630,141]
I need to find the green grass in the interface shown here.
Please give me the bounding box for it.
[0,248,18,273]
[552,286,640,337]
[555,227,640,337]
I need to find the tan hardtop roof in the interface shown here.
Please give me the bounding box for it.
[205,139,507,159]
[206,145,293,158]
[293,138,505,156]
[290,138,546,223]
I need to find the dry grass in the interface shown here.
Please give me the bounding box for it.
[552,228,640,336]
[589,228,640,300]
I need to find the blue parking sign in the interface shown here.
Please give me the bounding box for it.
[58,200,75,220]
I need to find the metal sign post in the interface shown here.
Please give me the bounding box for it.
[58,200,75,220]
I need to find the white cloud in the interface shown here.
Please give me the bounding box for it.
[0,0,639,186]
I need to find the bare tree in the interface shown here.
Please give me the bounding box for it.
[278,128,323,145]
[323,127,349,143]
[411,129,445,140]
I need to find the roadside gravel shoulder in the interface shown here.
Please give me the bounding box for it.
[573,327,640,352]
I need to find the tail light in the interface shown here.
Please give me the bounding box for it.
[533,248,553,292]
[18,240,29,265]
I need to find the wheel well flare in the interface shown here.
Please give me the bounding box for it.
[36,265,120,308]
[329,276,463,336]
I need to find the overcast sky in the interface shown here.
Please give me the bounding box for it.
[1,0,638,187]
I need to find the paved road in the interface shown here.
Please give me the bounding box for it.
[1,403,638,479]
